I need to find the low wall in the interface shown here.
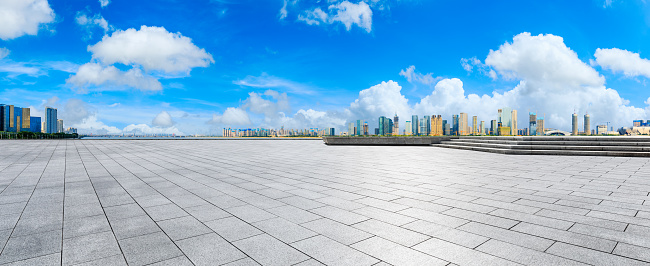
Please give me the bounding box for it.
[322,136,456,146]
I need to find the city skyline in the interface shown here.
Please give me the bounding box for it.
[1,0,650,136]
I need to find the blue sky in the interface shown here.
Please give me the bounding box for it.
[1,0,649,135]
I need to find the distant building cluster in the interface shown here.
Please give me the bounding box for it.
[0,104,75,134]
[222,127,335,137]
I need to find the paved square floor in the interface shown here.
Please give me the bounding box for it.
[1,139,650,265]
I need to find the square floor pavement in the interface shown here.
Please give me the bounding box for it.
[1,139,650,265]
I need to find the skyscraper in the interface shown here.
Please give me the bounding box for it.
[442,119,448,135]
[393,114,399,136]
[411,115,419,136]
[459,113,468,135]
[419,118,426,136]
[452,115,459,136]
[363,121,369,135]
[584,113,590,135]
[378,116,386,135]
[46,107,58,134]
[536,116,545,135]
[472,116,477,135]
[572,113,578,135]
[499,107,513,134]
[378,116,393,135]
[490,120,497,135]
[422,115,431,135]
[405,121,412,135]
[511,109,517,135]
[529,112,537,136]
[348,122,354,136]
[356,120,364,136]
[431,115,443,136]
[480,121,485,135]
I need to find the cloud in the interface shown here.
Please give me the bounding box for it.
[99,0,110,8]
[122,124,183,135]
[593,48,650,79]
[298,1,373,33]
[279,0,289,20]
[208,107,251,126]
[75,11,111,40]
[72,115,122,135]
[460,57,497,79]
[66,63,162,92]
[152,111,174,127]
[399,65,439,85]
[88,25,214,74]
[234,73,316,95]
[0,48,9,60]
[0,0,55,40]
[0,60,78,78]
[349,80,410,121]
[64,98,92,125]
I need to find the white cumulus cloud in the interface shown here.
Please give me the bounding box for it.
[349,80,411,121]
[0,0,55,40]
[298,1,372,33]
[152,111,174,127]
[593,48,650,79]
[66,63,162,92]
[99,0,110,8]
[88,25,214,74]
[208,107,251,126]
[399,65,438,85]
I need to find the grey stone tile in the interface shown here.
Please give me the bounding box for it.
[489,208,574,230]
[441,208,517,229]
[62,231,122,265]
[143,203,188,221]
[292,259,324,266]
[148,256,193,266]
[398,208,468,228]
[11,213,63,237]
[1,252,60,266]
[185,204,231,222]
[0,230,61,264]
[457,221,554,251]
[477,239,587,265]
[176,233,246,265]
[205,216,263,241]
[569,223,650,249]
[118,231,183,266]
[63,214,112,239]
[351,236,447,266]
[546,242,647,266]
[266,205,321,224]
[157,215,212,241]
[413,238,520,266]
[354,219,430,247]
[104,203,147,221]
[233,234,308,266]
[0,213,20,231]
[74,254,127,266]
[613,242,650,263]
[227,204,276,223]
[302,218,372,245]
[110,215,161,240]
[511,222,617,252]
[278,196,325,210]
[64,203,104,220]
[403,220,487,249]
[309,206,369,225]
[253,217,317,243]
[292,235,379,266]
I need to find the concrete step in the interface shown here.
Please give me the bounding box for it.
[434,144,650,157]
[450,138,650,146]
[457,136,650,142]
[441,141,650,152]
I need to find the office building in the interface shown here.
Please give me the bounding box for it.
[536,116,545,135]
[355,120,364,136]
[511,109,517,135]
[348,122,354,136]
[65,128,78,134]
[378,116,393,136]
[411,115,419,136]
[363,121,368,135]
[30,117,41,133]
[442,120,448,135]
[498,107,513,135]
[431,115,443,136]
[422,115,431,135]
[490,120,497,135]
[480,121,485,135]
[529,112,537,136]
[393,114,399,136]
[405,121,412,135]
[459,113,468,135]
[46,107,58,134]
[329,128,335,136]
[472,116,478,135]
[0,104,11,132]
[452,115,459,135]
[584,113,590,135]
[597,124,607,135]
[572,113,578,135]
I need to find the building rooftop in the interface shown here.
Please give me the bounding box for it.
[1,140,649,265]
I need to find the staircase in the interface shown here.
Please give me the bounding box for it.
[434,136,650,157]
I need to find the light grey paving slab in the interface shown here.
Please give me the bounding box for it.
[109,215,161,240]
[62,231,122,265]
[205,216,263,241]
[252,217,317,243]
[11,213,62,237]
[413,238,520,266]
[511,222,617,252]
[278,196,326,210]
[223,257,261,266]
[226,204,276,223]
[457,221,554,251]
[103,203,147,221]
[149,256,194,266]
[233,233,308,266]
[74,254,127,266]
[351,236,447,266]
[0,230,62,264]
[185,204,231,222]
[546,242,648,266]
[63,214,111,239]
[475,239,587,266]
[354,219,430,247]
[176,233,246,265]
[118,231,184,266]
[403,220,488,249]
[292,235,379,266]
[156,215,212,241]
[309,206,369,225]
[398,207,468,228]
[143,203,189,222]
[1,252,60,266]
[266,204,321,224]
[301,218,373,245]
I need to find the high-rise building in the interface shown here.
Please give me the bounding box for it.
[378,116,393,135]
[0,104,9,132]
[490,120,497,135]
[584,113,590,135]
[472,116,478,135]
[355,120,364,136]
[442,120,448,135]
[21,108,30,132]
[363,121,368,135]
[480,121,485,135]
[12,106,22,132]
[511,109,517,135]
[393,114,399,136]
[30,117,41,133]
[348,122,354,136]
[431,115,443,136]
[405,121,412,135]
[572,113,578,136]
[459,113,469,135]
[498,107,513,135]
[452,115,459,136]
[597,124,607,135]
[419,118,426,136]
[529,112,537,136]
[46,107,58,134]
[536,116,545,136]
[411,115,419,136]
[422,115,431,135]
